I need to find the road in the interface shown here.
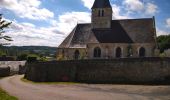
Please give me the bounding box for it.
[0,75,170,100]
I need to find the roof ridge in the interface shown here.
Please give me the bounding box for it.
[112,18,153,21]
[77,23,91,25]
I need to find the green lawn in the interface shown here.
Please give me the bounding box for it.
[0,88,18,100]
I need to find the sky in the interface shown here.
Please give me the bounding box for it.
[0,0,170,47]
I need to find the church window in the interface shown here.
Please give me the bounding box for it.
[139,47,145,57]
[61,49,65,57]
[101,10,104,17]
[98,10,104,17]
[74,50,80,60]
[116,47,122,58]
[98,10,101,17]
[94,47,101,58]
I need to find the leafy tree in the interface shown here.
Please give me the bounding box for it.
[17,54,28,61]
[157,35,170,53]
[0,14,12,45]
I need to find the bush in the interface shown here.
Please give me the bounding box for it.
[27,57,37,62]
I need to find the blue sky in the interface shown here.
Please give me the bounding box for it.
[0,0,170,47]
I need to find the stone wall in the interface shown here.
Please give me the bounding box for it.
[0,67,10,77]
[165,49,170,57]
[0,61,26,77]
[25,58,170,84]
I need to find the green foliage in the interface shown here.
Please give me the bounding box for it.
[159,53,166,57]
[0,88,18,100]
[17,54,28,61]
[157,35,170,53]
[27,57,37,62]
[39,56,48,61]
[0,14,13,44]
[57,54,65,61]
[0,46,56,61]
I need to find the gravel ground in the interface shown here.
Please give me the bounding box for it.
[0,75,170,100]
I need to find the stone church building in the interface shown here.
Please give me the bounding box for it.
[56,0,158,60]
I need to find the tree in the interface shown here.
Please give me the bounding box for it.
[0,14,12,45]
[17,53,28,61]
[157,35,170,53]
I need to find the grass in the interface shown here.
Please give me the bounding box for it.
[0,88,18,100]
[21,77,79,85]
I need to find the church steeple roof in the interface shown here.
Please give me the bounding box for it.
[92,0,112,9]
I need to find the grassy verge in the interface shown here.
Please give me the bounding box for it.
[0,88,18,100]
[21,77,79,85]
[0,77,18,100]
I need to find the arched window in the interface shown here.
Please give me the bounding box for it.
[62,49,65,56]
[94,47,101,58]
[116,47,122,58]
[98,10,101,17]
[139,47,145,57]
[101,10,104,17]
[74,50,80,60]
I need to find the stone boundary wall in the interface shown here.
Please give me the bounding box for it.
[0,61,26,77]
[25,58,170,84]
[0,67,10,77]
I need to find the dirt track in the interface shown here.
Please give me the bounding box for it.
[0,75,170,100]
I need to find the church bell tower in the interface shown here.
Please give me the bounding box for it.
[91,0,112,29]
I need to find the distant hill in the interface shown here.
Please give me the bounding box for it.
[0,46,57,57]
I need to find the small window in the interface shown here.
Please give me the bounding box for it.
[94,47,101,58]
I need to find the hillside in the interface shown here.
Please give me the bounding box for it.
[0,46,57,57]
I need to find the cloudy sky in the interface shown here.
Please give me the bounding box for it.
[0,0,170,47]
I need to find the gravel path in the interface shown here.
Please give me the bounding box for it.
[0,75,170,100]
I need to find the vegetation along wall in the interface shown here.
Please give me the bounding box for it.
[25,58,170,84]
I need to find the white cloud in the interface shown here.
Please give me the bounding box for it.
[157,28,169,36]
[81,0,95,9]
[3,19,64,46]
[56,12,91,34]
[166,18,170,28]
[2,11,91,46]
[0,0,54,20]
[123,0,158,15]
[21,23,35,28]
[112,4,130,19]
[145,3,158,15]
[123,0,144,12]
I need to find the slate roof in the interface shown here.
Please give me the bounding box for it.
[58,18,156,48]
[59,24,91,48]
[92,0,112,9]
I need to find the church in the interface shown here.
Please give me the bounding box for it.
[56,0,158,60]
